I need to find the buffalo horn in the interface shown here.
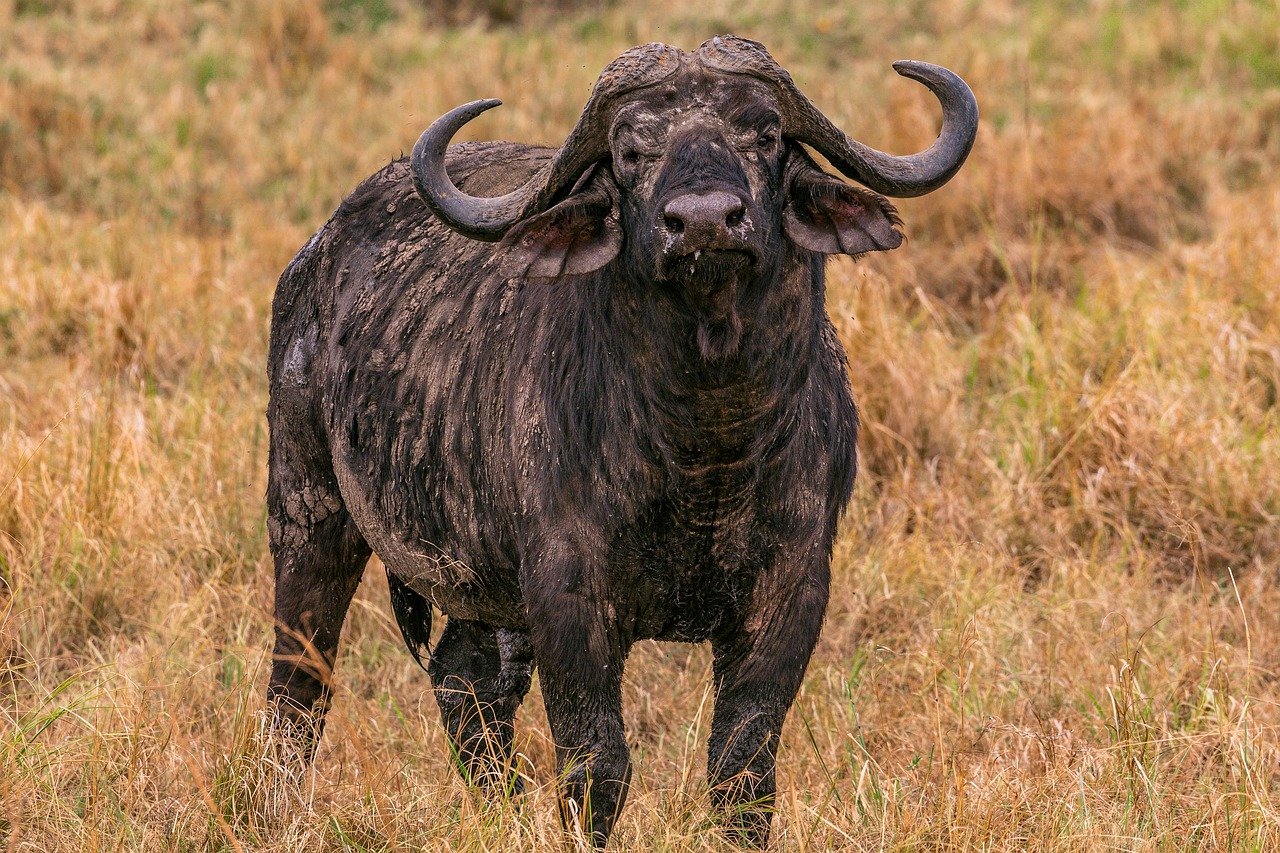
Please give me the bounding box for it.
[700,35,978,198]
[411,42,683,241]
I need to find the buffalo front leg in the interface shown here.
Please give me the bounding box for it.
[708,570,829,847]
[524,560,630,848]
[265,470,369,765]
[429,619,533,796]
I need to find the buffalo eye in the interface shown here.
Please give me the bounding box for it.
[611,123,648,183]
[615,148,643,185]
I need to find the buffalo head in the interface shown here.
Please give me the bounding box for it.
[410,36,977,355]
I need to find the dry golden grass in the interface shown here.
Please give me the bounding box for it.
[2,0,1279,849]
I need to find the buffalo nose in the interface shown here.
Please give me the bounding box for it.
[661,191,746,238]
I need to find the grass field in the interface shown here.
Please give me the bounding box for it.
[2,0,1280,849]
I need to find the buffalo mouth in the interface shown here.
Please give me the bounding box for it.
[659,246,758,283]
[659,247,756,362]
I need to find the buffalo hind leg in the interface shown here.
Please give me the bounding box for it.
[708,574,828,847]
[266,474,370,766]
[430,619,533,796]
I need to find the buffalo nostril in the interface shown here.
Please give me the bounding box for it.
[663,191,746,237]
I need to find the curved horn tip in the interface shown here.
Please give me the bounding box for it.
[892,59,921,76]
[439,98,504,131]
[413,98,505,154]
[892,60,955,85]
[464,97,504,112]
[890,59,979,123]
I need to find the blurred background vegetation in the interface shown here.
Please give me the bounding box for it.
[1,0,1279,849]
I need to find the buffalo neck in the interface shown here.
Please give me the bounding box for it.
[603,249,828,465]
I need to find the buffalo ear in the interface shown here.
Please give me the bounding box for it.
[501,166,622,278]
[784,167,903,256]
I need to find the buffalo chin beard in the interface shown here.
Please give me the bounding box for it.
[660,250,754,362]
[696,311,744,361]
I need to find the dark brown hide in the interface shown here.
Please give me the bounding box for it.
[267,37,975,849]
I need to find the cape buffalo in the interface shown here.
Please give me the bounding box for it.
[266,35,976,847]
